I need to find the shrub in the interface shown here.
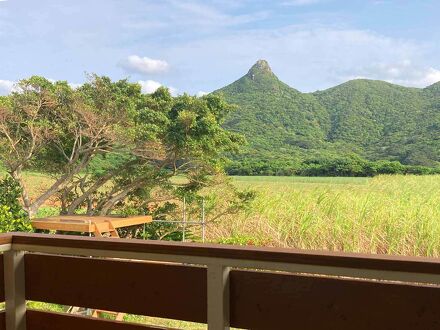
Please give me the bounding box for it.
[227,156,440,177]
[0,176,31,232]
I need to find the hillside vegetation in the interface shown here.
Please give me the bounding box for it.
[216,60,440,175]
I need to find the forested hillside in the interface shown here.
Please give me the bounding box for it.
[216,60,440,176]
[314,80,439,166]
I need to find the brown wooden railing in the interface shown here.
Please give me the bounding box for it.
[1,232,440,329]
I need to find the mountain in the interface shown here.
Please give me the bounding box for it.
[217,60,331,163]
[215,60,440,174]
[313,79,438,165]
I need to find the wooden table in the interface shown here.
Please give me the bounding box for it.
[31,215,153,237]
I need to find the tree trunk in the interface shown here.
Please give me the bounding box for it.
[27,204,40,219]
[27,155,92,217]
[66,172,114,215]
[98,180,145,215]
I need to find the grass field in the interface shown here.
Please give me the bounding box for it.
[3,172,440,257]
[208,175,440,257]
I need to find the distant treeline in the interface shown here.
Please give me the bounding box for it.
[227,156,440,177]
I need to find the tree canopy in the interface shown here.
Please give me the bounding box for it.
[0,75,245,218]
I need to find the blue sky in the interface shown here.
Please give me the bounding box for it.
[1,0,440,95]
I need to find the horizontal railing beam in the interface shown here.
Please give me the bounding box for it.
[13,242,440,285]
[0,245,12,253]
[9,233,440,274]
[2,232,440,287]
[1,233,440,330]
[0,234,13,254]
[0,235,13,246]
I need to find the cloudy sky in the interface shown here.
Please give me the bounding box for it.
[1,0,440,95]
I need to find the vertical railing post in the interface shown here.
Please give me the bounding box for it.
[182,196,187,242]
[207,264,230,330]
[4,250,26,330]
[202,199,206,243]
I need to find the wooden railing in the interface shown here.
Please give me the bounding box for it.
[1,233,440,330]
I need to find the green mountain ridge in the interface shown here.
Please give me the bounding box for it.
[214,60,440,174]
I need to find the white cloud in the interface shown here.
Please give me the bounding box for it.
[138,80,162,94]
[196,91,208,97]
[68,82,82,89]
[138,80,178,95]
[119,55,169,75]
[342,60,440,87]
[422,68,440,86]
[0,80,15,95]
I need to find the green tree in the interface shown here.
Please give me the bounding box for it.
[0,75,248,219]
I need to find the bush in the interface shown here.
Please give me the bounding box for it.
[227,156,440,177]
[299,155,370,177]
[0,176,31,233]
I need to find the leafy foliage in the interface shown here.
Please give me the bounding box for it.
[0,176,31,232]
[0,76,250,220]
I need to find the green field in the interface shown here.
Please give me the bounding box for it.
[3,172,440,257]
[208,175,440,257]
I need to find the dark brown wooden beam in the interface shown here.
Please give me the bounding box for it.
[0,254,4,302]
[0,311,5,330]
[11,232,440,275]
[25,254,207,323]
[230,269,440,330]
[0,234,12,246]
